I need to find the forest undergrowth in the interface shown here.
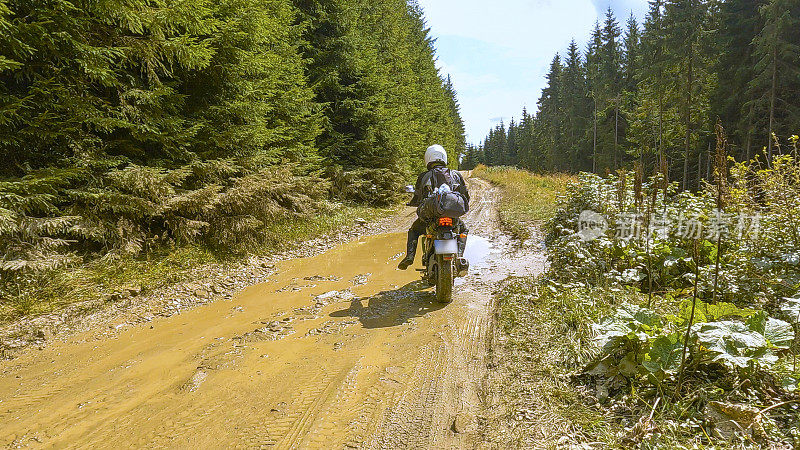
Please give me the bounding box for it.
[486,133,800,447]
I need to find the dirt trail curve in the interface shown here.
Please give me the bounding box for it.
[0,178,545,449]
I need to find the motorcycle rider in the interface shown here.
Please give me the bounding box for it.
[397,144,470,270]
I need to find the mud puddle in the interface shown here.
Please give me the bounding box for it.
[463,235,492,268]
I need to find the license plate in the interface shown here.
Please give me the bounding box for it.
[433,239,458,255]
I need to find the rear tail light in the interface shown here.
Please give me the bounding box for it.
[438,217,453,227]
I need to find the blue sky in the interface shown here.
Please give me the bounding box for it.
[416,0,651,144]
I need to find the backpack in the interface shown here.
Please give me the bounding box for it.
[429,166,459,192]
[416,167,468,221]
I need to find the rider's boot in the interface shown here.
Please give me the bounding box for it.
[397,233,417,270]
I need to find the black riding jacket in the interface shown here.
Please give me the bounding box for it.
[407,163,470,208]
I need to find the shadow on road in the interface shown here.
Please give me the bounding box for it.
[329,279,447,329]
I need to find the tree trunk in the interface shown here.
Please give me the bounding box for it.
[659,92,663,176]
[653,134,658,175]
[614,100,619,170]
[768,45,777,166]
[593,97,598,173]
[745,111,753,162]
[683,45,693,191]
[697,143,706,188]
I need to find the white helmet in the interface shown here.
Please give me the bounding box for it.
[424,144,447,167]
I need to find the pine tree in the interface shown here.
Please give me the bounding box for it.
[622,14,642,93]
[0,0,219,173]
[663,0,716,189]
[187,0,320,164]
[517,107,537,171]
[557,40,587,172]
[506,119,519,166]
[631,1,669,173]
[600,8,623,171]
[444,76,468,163]
[0,0,466,283]
[618,15,641,169]
[715,0,765,160]
[459,144,475,170]
[747,0,800,163]
[485,122,507,166]
[476,0,800,189]
[538,54,564,171]
[586,22,604,173]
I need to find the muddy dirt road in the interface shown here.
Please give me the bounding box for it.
[0,178,545,448]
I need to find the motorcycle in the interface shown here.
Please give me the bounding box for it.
[406,185,469,304]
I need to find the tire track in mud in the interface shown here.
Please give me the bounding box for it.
[0,177,546,449]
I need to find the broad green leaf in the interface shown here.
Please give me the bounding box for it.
[747,312,794,349]
[705,302,756,321]
[643,335,682,374]
[680,300,756,326]
[764,318,794,349]
[746,311,767,335]
[694,321,771,369]
[618,353,638,377]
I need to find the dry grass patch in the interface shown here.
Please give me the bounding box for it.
[472,165,574,240]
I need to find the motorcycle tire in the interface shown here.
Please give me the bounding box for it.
[435,254,454,304]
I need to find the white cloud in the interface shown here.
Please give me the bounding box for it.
[419,0,599,57]
[439,64,500,90]
[417,0,650,143]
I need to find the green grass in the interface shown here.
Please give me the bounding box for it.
[471,166,619,445]
[0,204,394,324]
[472,165,574,240]
[490,277,624,447]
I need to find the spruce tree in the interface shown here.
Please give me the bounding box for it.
[663,0,715,189]
[186,0,320,165]
[715,0,765,160]
[517,107,537,171]
[746,0,800,162]
[444,76,467,164]
[560,40,590,172]
[622,14,642,93]
[538,54,563,171]
[506,119,519,166]
[0,0,219,173]
[600,8,623,171]
[585,22,604,173]
[0,0,467,282]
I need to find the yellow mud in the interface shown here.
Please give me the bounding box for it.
[1,178,539,448]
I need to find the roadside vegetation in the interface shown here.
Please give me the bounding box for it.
[482,141,800,447]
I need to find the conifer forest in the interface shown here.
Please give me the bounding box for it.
[0,0,465,283]
[462,0,800,191]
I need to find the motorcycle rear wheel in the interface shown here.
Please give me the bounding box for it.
[435,255,454,304]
